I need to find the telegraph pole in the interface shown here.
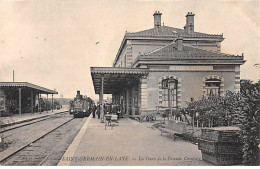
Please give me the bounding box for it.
[13,70,15,82]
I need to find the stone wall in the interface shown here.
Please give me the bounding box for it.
[145,70,236,111]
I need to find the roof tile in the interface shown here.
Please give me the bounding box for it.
[139,43,243,60]
[126,26,223,39]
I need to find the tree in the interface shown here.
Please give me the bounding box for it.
[233,80,260,165]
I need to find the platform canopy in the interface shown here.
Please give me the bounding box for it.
[91,67,149,94]
[0,82,58,94]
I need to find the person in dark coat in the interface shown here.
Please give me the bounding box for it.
[97,104,100,119]
[92,104,97,118]
[111,105,118,114]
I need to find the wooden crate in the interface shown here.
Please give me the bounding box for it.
[201,151,242,165]
[198,139,243,154]
[201,127,240,142]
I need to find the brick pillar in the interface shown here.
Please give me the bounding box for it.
[234,65,240,93]
[176,78,182,108]
[126,40,132,67]
[140,76,148,113]
[131,87,135,115]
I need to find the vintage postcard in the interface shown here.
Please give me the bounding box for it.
[0,0,259,166]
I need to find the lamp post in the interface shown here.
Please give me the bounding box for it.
[196,112,200,128]
[191,108,195,132]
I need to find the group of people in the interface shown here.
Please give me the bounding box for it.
[91,103,122,120]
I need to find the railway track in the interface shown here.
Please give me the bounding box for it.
[0,111,69,134]
[0,117,76,166]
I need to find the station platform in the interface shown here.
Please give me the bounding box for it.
[58,116,211,166]
[0,105,69,127]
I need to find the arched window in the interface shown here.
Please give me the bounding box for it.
[159,75,181,108]
[205,79,221,96]
[203,75,224,97]
[161,78,178,108]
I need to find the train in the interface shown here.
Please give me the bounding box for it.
[69,91,94,118]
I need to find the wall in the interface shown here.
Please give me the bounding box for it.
[131,39,171,63]
[114,40,133,68]
[145,69,236,111]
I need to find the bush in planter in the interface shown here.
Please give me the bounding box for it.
[183,80,259,165]
[232,80,260,165]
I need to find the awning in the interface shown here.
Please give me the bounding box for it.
[0,82,58,94]
[91,67,149,94]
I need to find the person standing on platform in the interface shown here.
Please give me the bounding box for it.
[92,104,96,118]
[97,104,100,119]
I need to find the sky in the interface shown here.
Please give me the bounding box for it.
[0,0,259,99]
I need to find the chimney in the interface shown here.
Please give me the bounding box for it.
[175,36,183,51]
[76,90,80,100]
[153,11,162,28]
[184,12,195,34]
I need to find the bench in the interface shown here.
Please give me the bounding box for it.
[129,115,146,123]
[158,119,188,141]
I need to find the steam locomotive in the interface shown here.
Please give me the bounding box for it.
[69,91,94,118]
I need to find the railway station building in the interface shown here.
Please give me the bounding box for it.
[91,12,245,116]
[0,82,58,116]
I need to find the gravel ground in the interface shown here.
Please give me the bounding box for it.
[41,117,87,166]
[0,112,73,162]
[1,117,87,166]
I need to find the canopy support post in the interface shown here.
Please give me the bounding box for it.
[52,94,53,112]
[39,93,41,114]
[19,88,22,116]
[38,93,40,113]
[31,91,34,115]
[100,74,104,123]
[46,94,48,113]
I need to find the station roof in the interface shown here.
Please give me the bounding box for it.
[0,82,58,94]
[113,26,224,67]
[91,67,149,94]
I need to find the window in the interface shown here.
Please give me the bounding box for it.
[205,79,221,96]
[161,79,178,108]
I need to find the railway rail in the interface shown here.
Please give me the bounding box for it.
[0,111,68,134]
[0,116,76,166]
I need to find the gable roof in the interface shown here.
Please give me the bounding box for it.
[132,42,245,67]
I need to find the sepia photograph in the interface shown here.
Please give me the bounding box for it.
[0,0,259,166]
